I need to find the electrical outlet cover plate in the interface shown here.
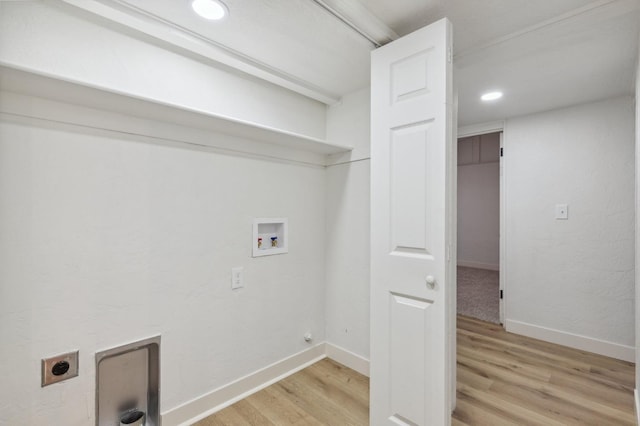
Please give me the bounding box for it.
[232,267,244,289]
[555,204,568,220]
[42,350,79,386]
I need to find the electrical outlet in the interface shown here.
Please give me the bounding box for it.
[42,350,79,387]
[231,267,244,289]
[555,204,568,220]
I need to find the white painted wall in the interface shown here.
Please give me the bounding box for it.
[326,88,371,166]
[0,1,326,140]
[324,88,371,363]
[504,96,635,360]
[457,134,500,270]
[635,40,640,403]
[0,108,326,424]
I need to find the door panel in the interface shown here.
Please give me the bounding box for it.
[389,292,433,426]
[370,18,454,426]
[390,121,433,258]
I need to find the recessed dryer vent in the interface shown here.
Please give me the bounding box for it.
[96,336,160,426]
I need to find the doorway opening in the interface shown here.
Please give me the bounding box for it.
[456,131,503,325]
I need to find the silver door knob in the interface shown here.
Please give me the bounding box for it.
[426,275,435,289]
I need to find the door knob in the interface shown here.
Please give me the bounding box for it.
[426,275,436,289]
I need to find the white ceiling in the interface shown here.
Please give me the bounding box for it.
[81,0,639,126]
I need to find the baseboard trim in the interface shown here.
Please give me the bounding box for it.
[162,344,327,426]
[457,260,499,271]
[506,319,635,362]
[325,343,370,377]
[635,389,640,425]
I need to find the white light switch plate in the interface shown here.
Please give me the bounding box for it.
[555,204,568,220]
[231,267,244,289]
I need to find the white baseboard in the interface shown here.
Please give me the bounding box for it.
[506,319,635,362]
[325,343,370,377]
[457,260,499,271]
[635,389,640,426]
[162,344,326,426]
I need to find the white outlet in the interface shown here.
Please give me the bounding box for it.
[231,267,244,289]
[555,204,569,220]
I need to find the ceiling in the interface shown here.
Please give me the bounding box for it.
[74,0,639,126]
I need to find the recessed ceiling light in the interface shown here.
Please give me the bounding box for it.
[191,0,228,20]
[481,91,503,101]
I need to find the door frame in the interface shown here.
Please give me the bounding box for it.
[457,121,506,326]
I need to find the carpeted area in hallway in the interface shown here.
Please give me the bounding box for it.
[457,266,499,324]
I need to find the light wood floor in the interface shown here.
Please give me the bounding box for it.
[193,358,369,425]
[453,315,636,425]
[195,316,635,425]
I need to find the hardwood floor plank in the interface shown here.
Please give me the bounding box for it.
[243,386,324,425]
[451,416,471,426]
[458,316,635,373]
[458,346,552,383]
[460,348,635,417]
[488,380,634,425]
[457,329,593,373]
[453,391,549,426]
[196,317,634,426]
[305,359,369,406]
[547,370,635,411]
[456,364,493,391]
[197,404,250,426]
[231,400,275,426]
[194,358,369,426]
[453,398,513,426]
[274,370,367,425]
[457,329,634,396]
[456,316,635,426]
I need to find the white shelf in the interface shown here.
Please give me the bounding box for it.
[253,218,288,257]
[0,65,353,157]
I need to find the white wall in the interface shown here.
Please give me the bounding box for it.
[635,40,640,404]
[504,96,635,360]
[457,133,500,270]
[0,1,326,140]
[324,88,371,364]
[0,108,326,424]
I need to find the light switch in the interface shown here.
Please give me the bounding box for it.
[231,267,244,289]
[555,204,568,220]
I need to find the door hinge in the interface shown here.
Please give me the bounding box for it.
[500,147,503,157]
[500,290,503,299]
[447,47,452,63]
